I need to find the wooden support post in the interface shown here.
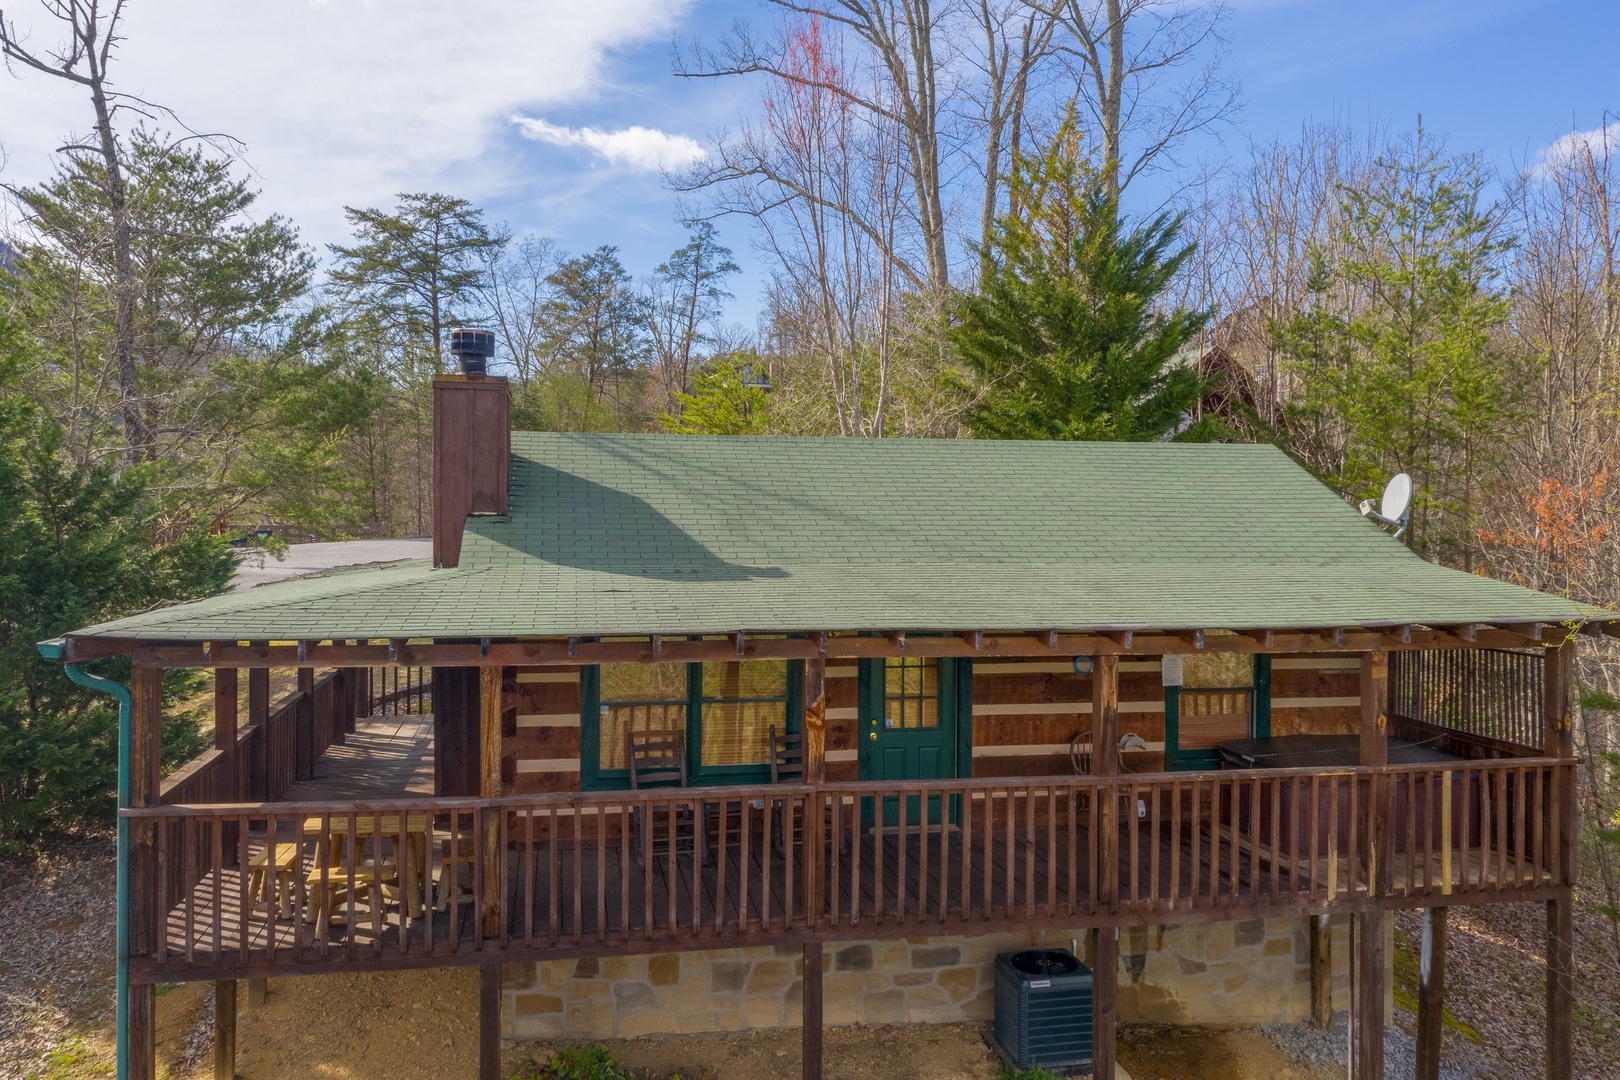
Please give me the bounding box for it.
[1544,639,1575,1080]
[1416,907,1446,1080]
[214,668,238,784]
[803,941,824,1080]
[295,666,315,780]
[329,669,347,747]
[1310,914,1333,1027]
[1359,650,1390,768]
[214,668,241,860]
[803,658,826,785]
[1091,926,1117,1080]
[803,658,826,928]
[129,666,163,1080]
[479,962,501,1080]
[1091,655,1120,777]
[1355,651,1390,1080]
[1353,913,1386,1080]
[214,980,237,1080]
[480,666,504,940]
[1091,656,1121,926]
[247,979,266,1008]
[247,666,269,802]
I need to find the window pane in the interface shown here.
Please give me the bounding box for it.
[1182,653,1252,688]
[599,662,687,770]
[602,661,688,703]
[701,699,786,766]
[701,660,788,699]
[884,657,939,729]
[701,660,789,766]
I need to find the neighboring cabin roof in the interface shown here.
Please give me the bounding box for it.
[68,433,1604,642]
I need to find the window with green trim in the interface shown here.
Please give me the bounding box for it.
[582,656,800,788]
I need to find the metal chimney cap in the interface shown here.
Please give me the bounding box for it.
[449,327,496,375]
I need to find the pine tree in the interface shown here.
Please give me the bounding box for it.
[0,319,235,848]
[950,119,1215,442]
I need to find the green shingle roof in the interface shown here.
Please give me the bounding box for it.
[68,433,1605,642]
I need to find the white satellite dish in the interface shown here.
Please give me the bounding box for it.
[1359,473,1413,540]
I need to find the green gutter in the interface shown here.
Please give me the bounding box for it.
[38,639,130,1080]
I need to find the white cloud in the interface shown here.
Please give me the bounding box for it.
[511,115,706,171]
[0,0,694,246]
[1534,121,1620,177]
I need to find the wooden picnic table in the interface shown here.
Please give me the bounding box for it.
[302,813,434,918]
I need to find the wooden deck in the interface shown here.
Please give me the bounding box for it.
[286,710,434,800]
[136,715,1575,982]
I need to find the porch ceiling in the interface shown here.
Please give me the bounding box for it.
[66,434,1610,643]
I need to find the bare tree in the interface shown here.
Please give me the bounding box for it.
[680,1,955,297]
[482,235,559,387]
[968,0,1059,250]
[1,0,145,459]
[1053,0,1239,201]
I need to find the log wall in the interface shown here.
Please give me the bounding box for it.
[499,655,1368,789]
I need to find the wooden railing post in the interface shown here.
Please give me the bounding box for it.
[129,665,163,1080]
[1544,639,1575,1080]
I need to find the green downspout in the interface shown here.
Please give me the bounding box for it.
[38,639,131,1080]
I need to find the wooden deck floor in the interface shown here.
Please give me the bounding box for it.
[289,711,434,800]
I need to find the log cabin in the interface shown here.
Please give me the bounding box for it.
[42,369,1605,1080]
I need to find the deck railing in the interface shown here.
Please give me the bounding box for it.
[1391,648,1544,751]
[369,665,430,715]
[126,758,1576,981]
[157,668,368,911]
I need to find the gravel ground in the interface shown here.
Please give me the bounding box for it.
[0,837,117,1078]
[1262,1012,1491,1080]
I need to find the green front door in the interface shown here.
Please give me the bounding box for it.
[858,656,960,827]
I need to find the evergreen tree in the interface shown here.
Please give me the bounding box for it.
[541,246,649,425]
[647,223,740,407]
[327,193,503,372]
[3,131,365,539]
[1272,127,1523,564]
[661,354,772,435]
[950,120,1215,442]
[0,313,235,849]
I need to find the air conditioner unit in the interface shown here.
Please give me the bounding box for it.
[993,949,1094,1074]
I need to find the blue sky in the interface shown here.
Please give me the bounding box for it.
[0,0,1615,327]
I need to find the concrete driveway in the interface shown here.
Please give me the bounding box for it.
[232,538,432,589]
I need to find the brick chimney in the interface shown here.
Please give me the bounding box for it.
[432,328,509,568]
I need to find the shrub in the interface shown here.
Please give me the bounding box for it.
[511,1044,640,1080]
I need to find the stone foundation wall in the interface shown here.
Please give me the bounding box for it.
[504,916,1366,1040]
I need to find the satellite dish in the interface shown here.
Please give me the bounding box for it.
[1381,474,1411,522]
[1359,473,1413,540]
